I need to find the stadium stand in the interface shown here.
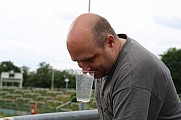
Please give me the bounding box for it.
[0,87,97,116]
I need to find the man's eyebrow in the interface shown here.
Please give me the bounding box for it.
[72,56,94,62]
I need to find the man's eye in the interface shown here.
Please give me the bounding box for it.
[87,57,94,62]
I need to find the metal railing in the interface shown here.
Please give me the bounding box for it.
[0,110,99,120]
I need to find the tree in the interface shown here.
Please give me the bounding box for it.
[25,62,52,88]
[21,66,30,86]
[161,48,181,93]
[25,62,76,89]
[0,61,20,73]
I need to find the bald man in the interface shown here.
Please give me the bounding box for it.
[66,13,181,120]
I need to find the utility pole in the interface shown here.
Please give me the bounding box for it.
[51,69,54,91]
[64,78,69,93]
[88,0,91,12]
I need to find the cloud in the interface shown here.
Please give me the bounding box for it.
[154,15,181,30]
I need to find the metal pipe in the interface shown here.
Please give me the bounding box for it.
[88,0,91,12]
[1,110,99,120]
[51,69,54,91]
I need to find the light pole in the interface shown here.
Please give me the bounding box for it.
[51,69,54,91]
[20,67,24,89]
[88,0,91,12]
[64,78,69,93]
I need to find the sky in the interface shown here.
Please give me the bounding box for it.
[0,0,181,71]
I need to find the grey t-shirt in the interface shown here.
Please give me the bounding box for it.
[95,35,181,120]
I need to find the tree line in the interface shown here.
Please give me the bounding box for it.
[161,48,181,93]
[0,47,181,93]
[0,61,76,89]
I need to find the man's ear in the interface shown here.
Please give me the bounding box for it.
[106,34,115,48]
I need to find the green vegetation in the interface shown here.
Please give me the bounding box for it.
[161,48,181,93]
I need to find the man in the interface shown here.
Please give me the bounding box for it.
[66,13,181,120]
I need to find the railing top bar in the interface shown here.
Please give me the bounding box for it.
[0,110,99,120]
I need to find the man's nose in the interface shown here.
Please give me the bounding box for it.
[82,66,91,71]
[78,62,91,71]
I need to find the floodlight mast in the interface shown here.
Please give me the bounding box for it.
[88,0,91,13]
[51,69,54,91]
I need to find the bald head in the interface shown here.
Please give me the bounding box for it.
[66,13,99,48]
[70,13,99,31]
[67,13,118,48]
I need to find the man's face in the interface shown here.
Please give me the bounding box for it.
[67,33,115,79]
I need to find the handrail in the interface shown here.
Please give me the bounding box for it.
[0,110,99,120]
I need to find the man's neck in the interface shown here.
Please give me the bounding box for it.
[118,38,126,52]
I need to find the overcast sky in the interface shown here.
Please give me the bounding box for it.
[0,0,181,71]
